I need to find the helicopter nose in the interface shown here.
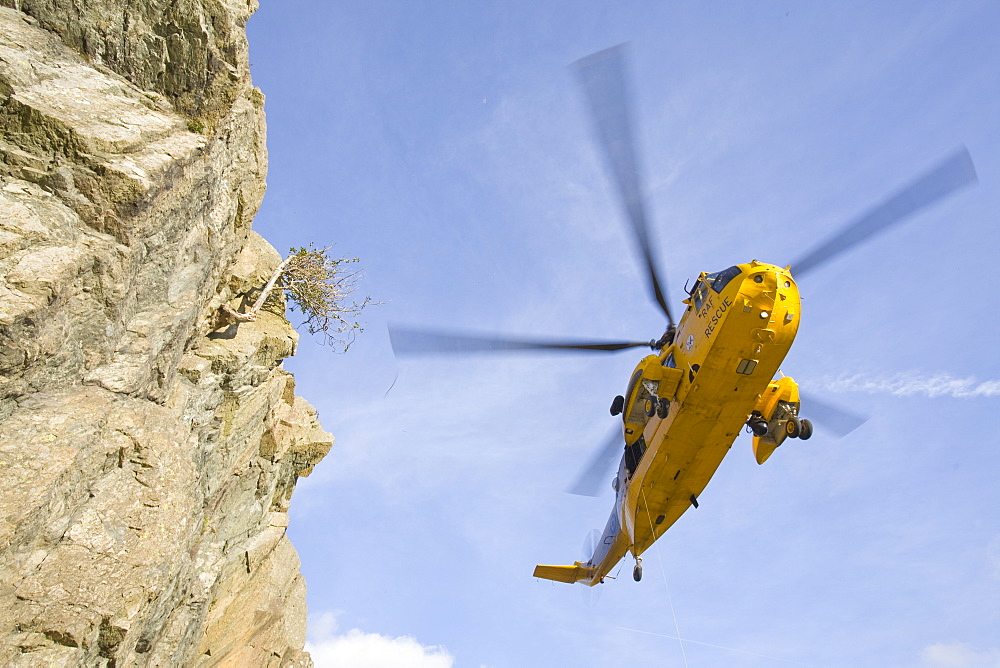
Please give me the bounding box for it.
[775,268,798,302]
[747,261,779,290]
[777,266,796,288]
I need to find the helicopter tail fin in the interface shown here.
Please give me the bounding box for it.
[533,562,596,585]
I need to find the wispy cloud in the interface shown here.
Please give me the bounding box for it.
[819,372,1000,399]
[921,642,1000,667]
[307,612,454,668]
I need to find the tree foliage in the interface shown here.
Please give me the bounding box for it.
[279,244,374,352]
[221,244,374,352]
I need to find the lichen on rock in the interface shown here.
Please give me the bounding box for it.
[0,2,329,665]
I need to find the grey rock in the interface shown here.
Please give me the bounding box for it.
[1,0,257,129]
[0,3,329,666]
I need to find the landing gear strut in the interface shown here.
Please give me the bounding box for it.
[633,557,643,582]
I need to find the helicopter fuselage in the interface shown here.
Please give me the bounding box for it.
[525,46,974,589]
[534,260,802,585]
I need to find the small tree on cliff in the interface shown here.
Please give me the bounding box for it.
[221,244,374,352]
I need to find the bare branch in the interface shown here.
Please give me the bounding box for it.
[220,243,377,352]
[246,253,296,319]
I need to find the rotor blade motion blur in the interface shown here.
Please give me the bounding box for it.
[389,326,653,356]
[792,147,977,278]
[582,528,600,560]
[800,391,868,437]
[573,45,674,327]
[567,428,623,496]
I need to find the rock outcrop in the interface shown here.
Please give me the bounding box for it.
[0,2,330,665]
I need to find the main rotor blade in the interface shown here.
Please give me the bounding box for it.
[389,326,652,356]
[792,147,977,278]
[567,427,623,497]
[573,45,674,327]
[799,391,868,437]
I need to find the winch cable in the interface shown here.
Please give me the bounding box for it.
[640,486,688,668]
[635,486,801,665]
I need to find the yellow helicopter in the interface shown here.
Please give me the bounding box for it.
[390,45,977,585]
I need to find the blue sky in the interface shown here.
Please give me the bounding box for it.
[246,2,1000,666]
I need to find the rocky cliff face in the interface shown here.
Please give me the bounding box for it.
[0,2,330,665]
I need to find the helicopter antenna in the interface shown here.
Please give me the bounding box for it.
[573,44,675,329]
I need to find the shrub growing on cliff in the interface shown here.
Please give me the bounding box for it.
[221,244,374,352]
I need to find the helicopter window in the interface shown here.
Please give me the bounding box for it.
[692,280,710,311]
[624,369,643,408]
[707,266,742,293]
[625,436,647,478]
[663,353,676,368]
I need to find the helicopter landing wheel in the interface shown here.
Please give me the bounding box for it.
[785,417,801,439]
[644,398,657,418]
[610,395,625,416]
[656,397,670,419]
[633,560,643,582]
[799,418,814,440]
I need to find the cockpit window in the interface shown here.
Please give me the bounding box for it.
[707,265,742,293]
[692,279,710,311]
